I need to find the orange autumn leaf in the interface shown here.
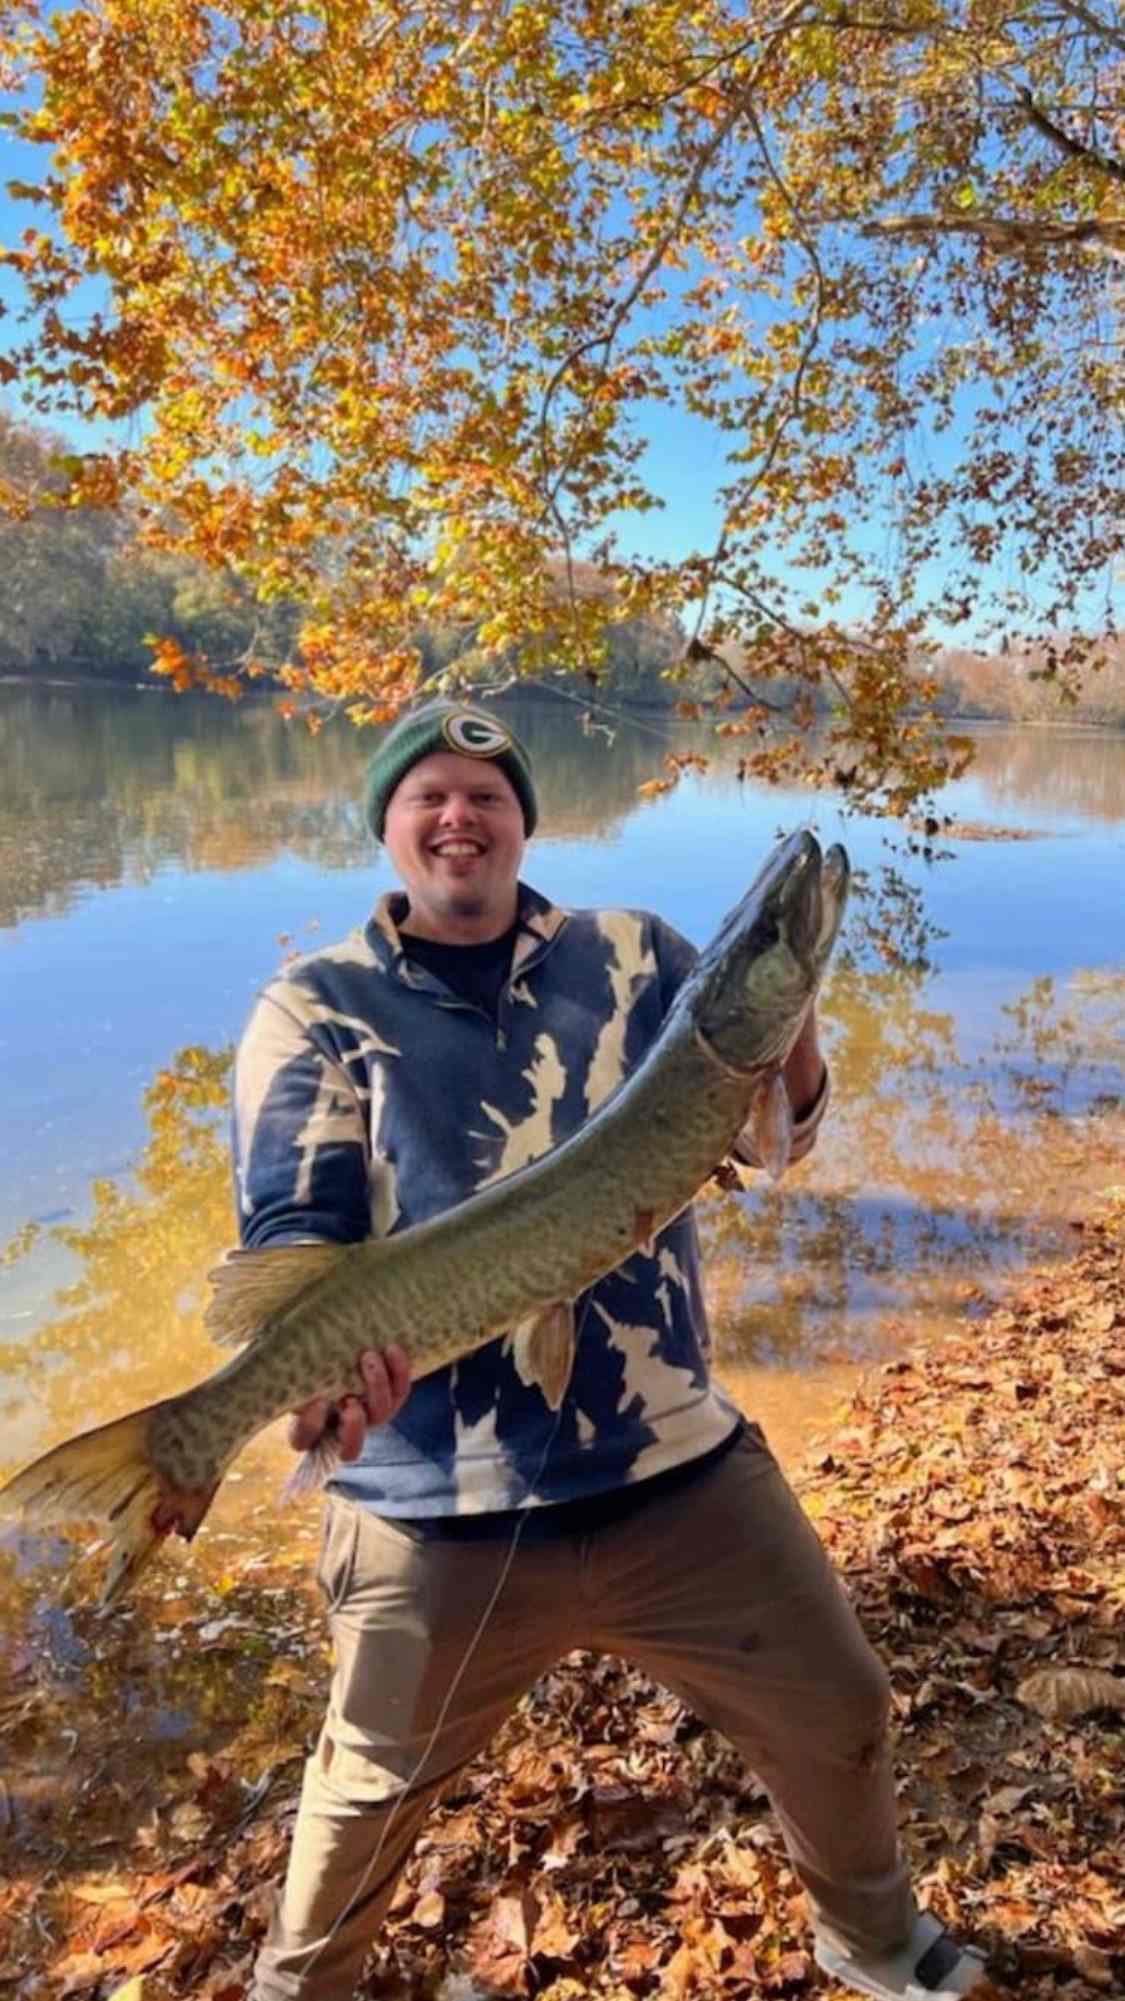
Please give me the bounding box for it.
[0,0,1120,803]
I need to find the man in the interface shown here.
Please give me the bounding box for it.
[235,701,991,2001]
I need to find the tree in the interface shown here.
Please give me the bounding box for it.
[0,409,123,668]
[1,0,1122,808]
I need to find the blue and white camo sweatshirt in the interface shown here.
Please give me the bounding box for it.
[233,883,762,1518]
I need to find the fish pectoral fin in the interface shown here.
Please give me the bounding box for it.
[746,1069,794,1183]
[204,1242,346,1349]
[510,1302,576,1412]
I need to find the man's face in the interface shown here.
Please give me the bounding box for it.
[382,749,527,941]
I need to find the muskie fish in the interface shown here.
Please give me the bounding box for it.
[1,830,849,1604]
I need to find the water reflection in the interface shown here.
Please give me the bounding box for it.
[700,961,1124,1391]
[2,967,1121,1490]
[0,686,686,929]
[968,724,1125,824]
[6,683,1125,941]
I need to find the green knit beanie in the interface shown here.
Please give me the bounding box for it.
[364,700,539,841]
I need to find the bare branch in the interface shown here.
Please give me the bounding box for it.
[532,0,815,660]
[697,644,798,715]
[1052,0,1125,55]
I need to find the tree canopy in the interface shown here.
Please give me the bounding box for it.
[1,0,1122,807]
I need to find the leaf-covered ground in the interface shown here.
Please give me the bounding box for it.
[1,1201,1122,2001]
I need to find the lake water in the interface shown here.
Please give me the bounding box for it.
[1,682,1123,1497]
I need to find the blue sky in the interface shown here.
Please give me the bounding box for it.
[1,95,1119,650]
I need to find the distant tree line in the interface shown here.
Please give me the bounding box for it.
[0,415,691,702]
[2,413,1120,724]
[930,643,1125,728]
[0,413,299,683]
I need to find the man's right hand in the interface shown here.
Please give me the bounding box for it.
[287,1345,412,1462]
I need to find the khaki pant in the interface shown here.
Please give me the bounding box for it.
[252,1429,913,2001]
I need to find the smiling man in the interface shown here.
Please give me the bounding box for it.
[375,706,531,941]
[234,700,993,2001]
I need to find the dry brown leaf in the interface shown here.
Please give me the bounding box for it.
[169,1800,210,1842]
[1016,1666,1125,1720]
[530,1890,581,1960]
[540,1811,587,1870]
[468,1890,539,1996]
[412,1890,445,1929]
[983,1784,1034,1816]
[54,1949,112,1995]
[1073,1943,1116,1988]
[71,1879,137,1906]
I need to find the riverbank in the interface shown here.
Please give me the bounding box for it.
[4,670,1125,733]
[1,1187,1121,2001]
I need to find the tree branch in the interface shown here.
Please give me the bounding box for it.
[532,0,815,661]
[686,92,829,649]
[1016,84,1125,183]
[1052,0,1125,55]
[861,213,1125,262]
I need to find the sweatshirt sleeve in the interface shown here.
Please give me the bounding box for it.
[650,914,699,1017]
[232,988,372,1248]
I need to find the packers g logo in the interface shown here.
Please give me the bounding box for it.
[442,712,512,759]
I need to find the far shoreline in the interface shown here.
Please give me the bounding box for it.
[2,673,1124,735]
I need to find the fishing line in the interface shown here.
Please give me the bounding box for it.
[298,1296,594,1985]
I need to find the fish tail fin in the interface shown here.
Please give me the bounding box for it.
[0,1404,219,1613]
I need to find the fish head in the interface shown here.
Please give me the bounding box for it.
[687,830,849,1076]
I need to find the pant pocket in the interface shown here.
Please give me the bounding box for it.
[316,1499,361,1612]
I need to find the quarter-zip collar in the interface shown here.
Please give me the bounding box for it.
[366,880,569,992]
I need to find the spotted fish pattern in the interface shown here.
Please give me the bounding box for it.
[1,836,846,1603]
[233,884,741,1515]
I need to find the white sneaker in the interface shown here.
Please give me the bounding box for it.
[814,1908,991,2000]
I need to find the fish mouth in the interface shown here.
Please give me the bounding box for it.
[689,830,849,1073]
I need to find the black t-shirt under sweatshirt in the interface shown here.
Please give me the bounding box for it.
[402,919,520,1018]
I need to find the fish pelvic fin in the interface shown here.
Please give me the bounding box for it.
[205,1241,347,1349]
[748,1069,794,1183]
[0,1404,220,1613]
[510,1302,576,1411]
[281,1432,343,1505]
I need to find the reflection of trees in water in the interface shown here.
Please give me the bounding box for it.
[0,1047,233,1467]
[0,686,680,929]
[3,969,1121,1475]
[0,688,372,927]
[968,726,1125,824]
[700,962,1124,1373]
[838,865,948,979]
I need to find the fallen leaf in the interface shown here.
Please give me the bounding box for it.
[1016,1666,1125,1720]
[71,1879,137,1906]
[412,1889,445,1929]
[982,1784,1033,1815]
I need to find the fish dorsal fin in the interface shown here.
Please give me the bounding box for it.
[205,1243,345,1349]
[510,1301,576,1411]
